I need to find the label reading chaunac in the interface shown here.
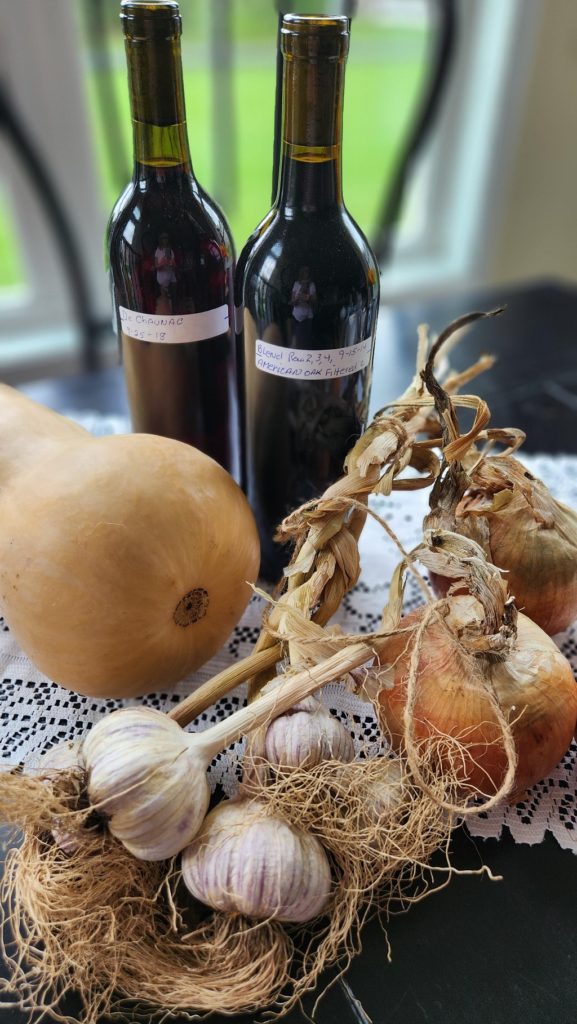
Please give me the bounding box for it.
[119,304,229,344]
[255,336,372,380]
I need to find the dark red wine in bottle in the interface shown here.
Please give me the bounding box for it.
[233,209,275,492]
[107,0,239,478]
[239,15,380,580]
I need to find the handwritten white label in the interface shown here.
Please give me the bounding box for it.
[119,304,229,344]
[255,335,373,380]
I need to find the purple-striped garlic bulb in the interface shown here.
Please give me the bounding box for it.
[181,798,332,923]
[81,638,377,862]
[263,690,355,770]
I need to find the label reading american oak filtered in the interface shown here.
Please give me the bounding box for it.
[119,304,229,344]
[255,335,372,380]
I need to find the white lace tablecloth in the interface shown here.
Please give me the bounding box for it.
[1,411,576,853]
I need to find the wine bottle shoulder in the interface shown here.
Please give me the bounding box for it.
[107,181,135,232]
[235,208,277,298]
[194,180,236,260]
[241,206,379,306]
[107,169,235,321]
[107,171,234,264]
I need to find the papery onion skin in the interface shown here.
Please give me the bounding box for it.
[475,491,577,636]
[430,457,577,636]
[41,740,86,854]
[377,596,577,803]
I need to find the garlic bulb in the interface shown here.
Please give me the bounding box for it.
[181,798,332,923]
[264,693,355,769]
[82,638,376,861]
[41,740,85,853]
[83,708,211,861]
[362,759,405,823]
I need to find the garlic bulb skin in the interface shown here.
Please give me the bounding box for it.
[41,739,85,854]
[181,799,332,923]
[42,739,84,774]
[264,695,355,769]
[362,759,405,823]
[83,707,210,861]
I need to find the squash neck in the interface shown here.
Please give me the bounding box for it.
[0,385,89,486]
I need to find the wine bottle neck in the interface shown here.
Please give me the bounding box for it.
[123,8,193,174]
[132,121,192,174]
[277,149,343,215]
[276,44,346,213]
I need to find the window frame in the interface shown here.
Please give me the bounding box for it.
[380,0,542,300]
[0,0,110,362]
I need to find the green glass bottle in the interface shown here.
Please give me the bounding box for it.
[108,0,239,477]
[239,15,380,580]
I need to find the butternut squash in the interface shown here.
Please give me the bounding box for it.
[0,385,260,698]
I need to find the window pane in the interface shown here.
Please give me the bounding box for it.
[344,2,431,239]
[0,182,27,293]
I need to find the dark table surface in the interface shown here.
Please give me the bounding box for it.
[4,279,577,1024]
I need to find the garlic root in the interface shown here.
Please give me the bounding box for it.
[0,825,291,1021]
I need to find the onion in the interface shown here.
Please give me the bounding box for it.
[432,456,577,636]
[416,310,577,638]
[377,594,577,804]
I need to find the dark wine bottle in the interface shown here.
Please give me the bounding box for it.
[240,15,380,581]
[107,0,239,478]
[233,208,275,493]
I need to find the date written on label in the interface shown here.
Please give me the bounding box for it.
[119,304,229,344]
[255,336,372,380]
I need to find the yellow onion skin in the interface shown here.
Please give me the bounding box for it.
[377,596,577,803]
[430,458,577,636]
[477,493,577,636]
